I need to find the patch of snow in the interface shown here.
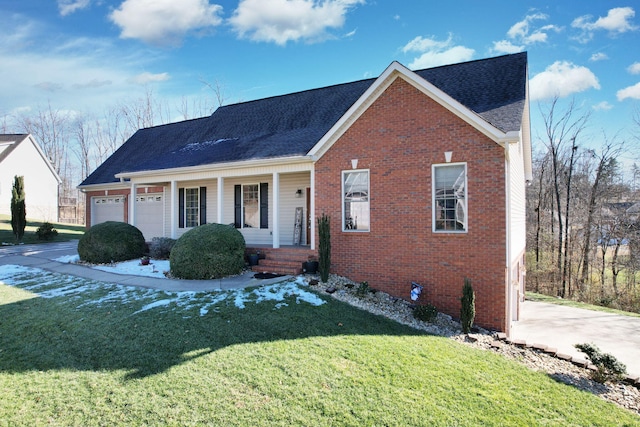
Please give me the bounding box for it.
[134,299,173,314]
[54,254,80,263]
[0,264,325,318]
[93,259,170,278]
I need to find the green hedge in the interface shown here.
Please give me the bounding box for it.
[170,223,246,280]
[78,221,146,264]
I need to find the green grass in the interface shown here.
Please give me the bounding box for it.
[526,292,640,318]
[0,214,85,244]
[0,268,639,426]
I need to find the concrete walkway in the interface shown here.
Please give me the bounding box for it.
[511,300,640,378]
[0,241,292,292]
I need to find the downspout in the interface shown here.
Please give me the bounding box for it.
[310,163,316,250]
[504,143,513,336]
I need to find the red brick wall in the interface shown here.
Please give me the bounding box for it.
[315,77,508,331]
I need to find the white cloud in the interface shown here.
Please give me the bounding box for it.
[617,82,640,101]
[34,82,64,92]
[128,72,170,85]
[402,35,474,69]
[58,0,90,16]
[628,62,640,74]
[529,61,600,101]
[229,0,364,45]
[492,40,523,54]
[592,101,613,111]
[572,7,637,42]
[110,0,224,46]
[0,16,171,120]
[589,52,608,61]
[72,79,113,89]
[506,13,547,39]
[493,13,560,55]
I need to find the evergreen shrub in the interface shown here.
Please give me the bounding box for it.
[78,221,146,264]
[170,223,246,280]
[36,222,58,240]
[149,237,176,259]
[460,278,475,334]
[414,303,438,322]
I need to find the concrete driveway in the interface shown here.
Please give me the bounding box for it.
[511,300,640,378]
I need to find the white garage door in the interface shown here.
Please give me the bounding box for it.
[92,196,124,224]
[136,194,164,240]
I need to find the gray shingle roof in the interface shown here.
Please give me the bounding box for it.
[0,134,28,164]
[80,52,527,186]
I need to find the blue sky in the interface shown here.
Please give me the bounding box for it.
[1,1,639,156]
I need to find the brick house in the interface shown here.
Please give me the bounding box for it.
[79,53,531,333]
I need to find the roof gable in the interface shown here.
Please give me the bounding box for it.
[80,53,528,187]
[0,134,61,183]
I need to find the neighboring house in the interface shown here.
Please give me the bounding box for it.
[0,134,61,221]
[79,53,532,333]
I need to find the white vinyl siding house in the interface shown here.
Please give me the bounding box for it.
[0,134,60,221]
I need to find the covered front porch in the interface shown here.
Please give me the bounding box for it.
[121,159,316,250]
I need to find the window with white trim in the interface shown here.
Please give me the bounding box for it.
[185,188,199,228]
[243,184,260,228]
[342,170,370,231]
[433,163,467,232]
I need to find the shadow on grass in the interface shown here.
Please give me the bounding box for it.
[0,280,427,380]
[0,215,84,244]
[547,372,611,396]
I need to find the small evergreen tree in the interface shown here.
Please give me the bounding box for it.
[460,278,475,334]
[10,175,26,243]
[575,343,627,383]
[317,213,331,282]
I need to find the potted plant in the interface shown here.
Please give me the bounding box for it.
[303,256,319,274]
[140,256,150,266]
[248,253,260,266]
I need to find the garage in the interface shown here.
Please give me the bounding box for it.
[92,196,124,225]
[135,194,164,240]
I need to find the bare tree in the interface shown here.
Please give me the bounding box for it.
[538,97,590,297]
[72,115,93,181]
[578,137,624,294]
[17,101,71,177]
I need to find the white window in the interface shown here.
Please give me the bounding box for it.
[185,188,199,228]
[433,163,467,232]
[342,170,370,231]
[243,184,260,228]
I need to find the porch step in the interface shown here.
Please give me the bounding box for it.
[246,247,316,276]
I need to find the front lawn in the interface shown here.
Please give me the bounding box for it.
[0,214,85,244]
[0,267,638,426]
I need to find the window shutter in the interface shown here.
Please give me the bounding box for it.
[178,188,185,228]
[260,182,268,229]
[234,185,241,228]
[200,186,207,225]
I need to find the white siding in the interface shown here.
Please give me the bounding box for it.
[0,136,59,221]
[145,171,311,246]
[508,140,527,264]
[164,180,219,239]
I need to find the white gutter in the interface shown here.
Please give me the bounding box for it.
[504,143,513,336]
[114,155,313,181]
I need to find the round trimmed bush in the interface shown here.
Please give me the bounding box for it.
[78,221,146,264]
[170,223,246,280]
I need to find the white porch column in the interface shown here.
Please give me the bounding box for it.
[310,165,316,250]
[170,180,178,239]
[217,177,224,224]
[129,182,137,226]
[272,172,280,248]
